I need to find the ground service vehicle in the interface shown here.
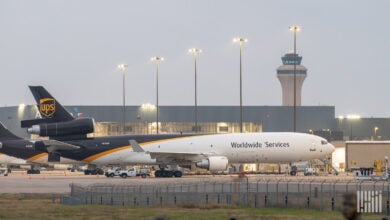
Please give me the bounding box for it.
[119,167,150,178]
[304,167,318,176]
[84,167,104,175]
[0,168,8,176]
[105,167,123,177]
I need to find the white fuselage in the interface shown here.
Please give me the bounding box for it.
[143,132,334,163]
[0,153,26,165]
[87,132,334,165]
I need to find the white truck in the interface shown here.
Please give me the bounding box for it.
[0,168,8,176]
[119,167,151,178]
[105,167,123,178]
[304,167,319,176]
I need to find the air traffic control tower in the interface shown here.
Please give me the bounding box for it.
[277,52,307,106]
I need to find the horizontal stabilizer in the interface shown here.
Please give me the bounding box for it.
[21,118,56,128]
[41,139,80,152]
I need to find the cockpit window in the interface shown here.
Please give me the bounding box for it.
[321,140,328,145]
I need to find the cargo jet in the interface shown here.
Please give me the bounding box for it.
[12,86,335,177]
[129,132,335,176]
[0,122,83,173]
[2,120,335,177]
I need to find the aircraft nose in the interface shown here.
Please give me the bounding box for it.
[327,143,336,154]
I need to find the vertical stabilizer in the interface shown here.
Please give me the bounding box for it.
[29,86,74,122]
[21,86,75,128]
[0,123,22,141]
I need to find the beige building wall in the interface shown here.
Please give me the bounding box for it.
[345,141,390,170]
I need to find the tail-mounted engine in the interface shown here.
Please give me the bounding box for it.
[196,156,229,171]
[27,118,94,137]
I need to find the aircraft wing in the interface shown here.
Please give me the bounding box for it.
[129,139,212,164]
[147,152,210,164]
[41,139,80,152]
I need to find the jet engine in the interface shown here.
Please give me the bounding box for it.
[195,156,229,171]
[27,118,94,137]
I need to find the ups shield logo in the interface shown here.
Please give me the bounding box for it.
[39,98,56,117]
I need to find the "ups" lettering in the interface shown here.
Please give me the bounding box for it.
[39,98,56,117]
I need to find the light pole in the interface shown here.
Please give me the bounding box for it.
[150,56,164,134]
[289,26,300,132]
[327,129,332,141]
[233,37,247,133]
[141,103,156,134]
[188,48,202,132]
[374,126,379,140]
[347,114,361,140]
[117,64,128,134]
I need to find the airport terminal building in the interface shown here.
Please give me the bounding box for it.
[1,105,389,142]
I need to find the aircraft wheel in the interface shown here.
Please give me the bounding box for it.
[161,170,171,178]
[174,171,183,178]
[96,168,104,175]
[161,171,168,177]
[155,170,162,178]
[27,170,40,174]
[166,171,174,178]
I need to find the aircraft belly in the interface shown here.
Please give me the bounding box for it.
[29,155,48,164]
[0,154,26,164]
[59,157,84,164]
[88,149,156,165]
[89,154,124,164]
[30,155,81,164]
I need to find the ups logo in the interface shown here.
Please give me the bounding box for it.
[39,98,56,117]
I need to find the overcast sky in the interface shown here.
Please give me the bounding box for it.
[1,1,389,117]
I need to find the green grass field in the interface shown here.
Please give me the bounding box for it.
[0,194,383,220]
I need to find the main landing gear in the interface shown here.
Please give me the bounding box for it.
[27,164,41,174]
[154,169,183,178]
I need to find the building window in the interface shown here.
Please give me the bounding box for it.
[219,126,229,132]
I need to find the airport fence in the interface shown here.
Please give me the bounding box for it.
[66,177,390,215]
